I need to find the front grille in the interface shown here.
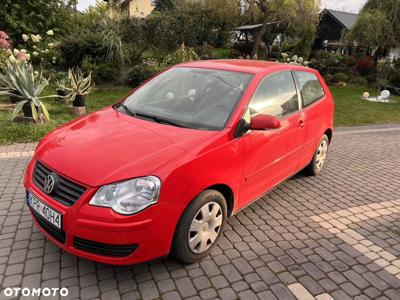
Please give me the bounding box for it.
[73,237,138,258]
[31,210,66,244]
[33,162,86,206]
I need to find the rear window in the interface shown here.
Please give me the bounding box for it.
[294,71,325,107]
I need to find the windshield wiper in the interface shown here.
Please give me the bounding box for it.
[118,103,136,117]
[135,112,187,128]
[118,104,188,128]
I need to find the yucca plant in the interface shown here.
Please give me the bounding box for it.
[163,43,199,66]
[0,62,54,122]
[60,68,95,107]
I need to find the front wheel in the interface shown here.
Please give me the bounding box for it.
[171,190,227,264]
[304,134,330,176]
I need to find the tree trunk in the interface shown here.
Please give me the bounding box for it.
[251,17,269,58]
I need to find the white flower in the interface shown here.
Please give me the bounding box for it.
[22,34,29,42]
[48,43,55,49]
[292,55,298,62]
[20,49,27,54]
[297,57,304,63]
[34,71,39,76]
[31,34,41,43]
[33,51,39,57]
[281,53,288,59]
[8,56,17,64]
[33,45,37,49]
[6,49,12,55]
[46,30,54,36]
[13,49,19,56]
[26,54,30,61]
[44,49,50,53]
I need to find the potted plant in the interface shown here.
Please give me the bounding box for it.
[61,68,95,116]
[0,62,54,123]
[56,77,68,103]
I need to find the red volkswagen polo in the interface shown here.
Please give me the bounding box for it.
[24,60,334,265]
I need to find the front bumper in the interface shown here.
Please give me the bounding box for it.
[24,159,181,265]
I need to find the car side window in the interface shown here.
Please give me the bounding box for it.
[247,71,299,119]
[294,71,325,107]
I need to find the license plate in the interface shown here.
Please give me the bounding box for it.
[27,192,62,230]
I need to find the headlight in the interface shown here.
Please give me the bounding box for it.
[89,176,161,215]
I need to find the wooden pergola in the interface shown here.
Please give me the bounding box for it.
[233,24,263,57]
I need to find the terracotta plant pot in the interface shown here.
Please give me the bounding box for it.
[73,94,85,107]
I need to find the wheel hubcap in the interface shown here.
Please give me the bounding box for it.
[316,140,328,170]
[188,202,223,254]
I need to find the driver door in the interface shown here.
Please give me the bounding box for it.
[239,71,306,207]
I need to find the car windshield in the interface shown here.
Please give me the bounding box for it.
[119,67,253,130]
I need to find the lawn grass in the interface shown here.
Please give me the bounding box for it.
[0,84,399,145]
[0,86,131,145]
[331,85,400,127]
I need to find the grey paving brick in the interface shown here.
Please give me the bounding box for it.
[2,127,400,299]
[138,281,159,300]
[175,277,196,298]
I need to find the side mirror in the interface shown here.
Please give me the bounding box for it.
[250,114,281,130]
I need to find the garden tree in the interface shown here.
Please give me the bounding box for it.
[0,0,75,41]
[154,0,176,11]
[284,0,319,58]
[205,0,241,47]
[245,0,319,58]
[348,0,400,54]
[148,0,240,51]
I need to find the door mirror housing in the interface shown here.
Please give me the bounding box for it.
[250,114,281,130]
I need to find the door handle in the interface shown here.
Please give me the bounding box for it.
[298,120,305,128]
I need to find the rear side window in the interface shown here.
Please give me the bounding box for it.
[294,71,325,107]
[248,71,299,118]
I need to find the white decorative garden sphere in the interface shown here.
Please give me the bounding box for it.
[380,90,390,100]
[362,92,369,98]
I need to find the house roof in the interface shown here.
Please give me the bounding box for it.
[235,24,263,31]
[324,9,358,30]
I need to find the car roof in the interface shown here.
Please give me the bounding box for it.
[178,59,310,75]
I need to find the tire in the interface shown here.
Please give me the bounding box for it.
[171,190,227,264]
[304,134,330,176]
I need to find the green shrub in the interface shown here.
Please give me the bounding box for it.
[350,76,368,86]
[163,43,199,66]
[334,72,350,83]
[356,55,374,76]
[310,51,343,75]
[211,48,233,59]
[128,63,164,87]
[59,32,108,68]
[389,59,400,87]
[324,74,335,85]
[82,57,122,84]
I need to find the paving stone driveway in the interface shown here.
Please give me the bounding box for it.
[1,124,400,300]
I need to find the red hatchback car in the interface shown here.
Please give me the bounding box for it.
[25,60,334,265]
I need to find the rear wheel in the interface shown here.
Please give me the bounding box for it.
[304,134,330,176]
[171,190,227,264]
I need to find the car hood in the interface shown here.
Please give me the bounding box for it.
[35,107,218,186]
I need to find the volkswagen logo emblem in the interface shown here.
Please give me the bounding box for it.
[44,175,55,194]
